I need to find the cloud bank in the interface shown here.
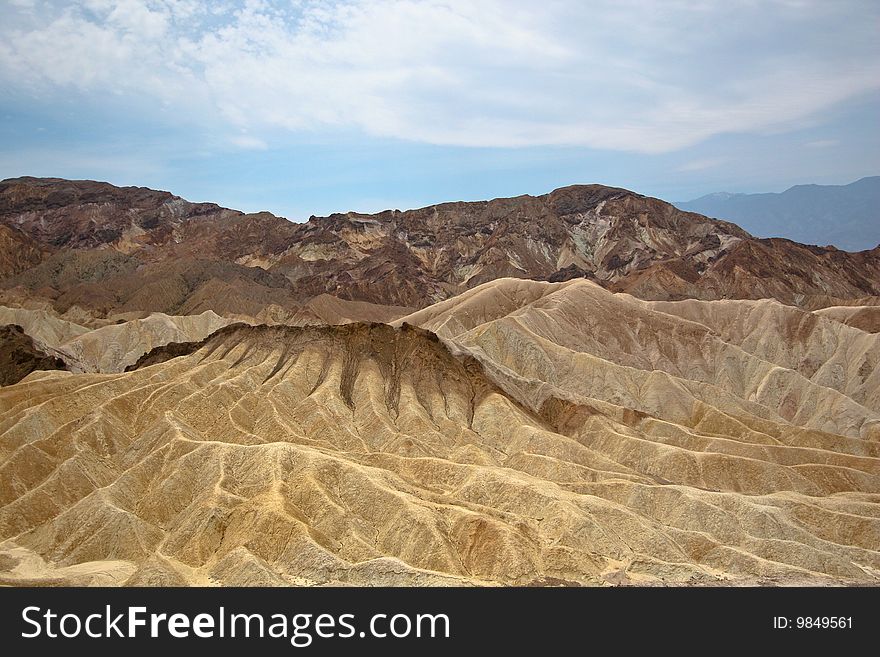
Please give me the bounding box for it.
[1,0,878,153]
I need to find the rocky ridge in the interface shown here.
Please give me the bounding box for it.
[2,178,878,316]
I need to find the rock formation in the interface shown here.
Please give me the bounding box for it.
[2,178,878,315]
[0,324,67,386]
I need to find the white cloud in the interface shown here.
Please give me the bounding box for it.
[677,157,727,172]
[0,0,877,153]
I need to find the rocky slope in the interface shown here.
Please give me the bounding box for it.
[0,176,240,252]
[0,224,48,279]
[2,178,879,316]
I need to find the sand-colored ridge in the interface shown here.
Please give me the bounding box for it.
[815,305,880,334]
[1,298,414,377]
[0,305,90,346]
[56,310,233,373]
[398,278,880,438]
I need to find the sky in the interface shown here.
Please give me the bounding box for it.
[1,0,878,220]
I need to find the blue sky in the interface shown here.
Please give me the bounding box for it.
[1,0,878,220]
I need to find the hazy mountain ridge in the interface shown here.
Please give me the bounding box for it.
[677,176,880,251]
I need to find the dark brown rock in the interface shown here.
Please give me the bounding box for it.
[0,324,67,385]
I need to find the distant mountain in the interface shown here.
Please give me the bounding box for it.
[676,177,880,252]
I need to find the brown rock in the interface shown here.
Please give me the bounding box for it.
[0,324,66,385]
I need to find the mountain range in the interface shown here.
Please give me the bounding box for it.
[0,177,878,587]
[676,176,880,252]
[1,177,878,319]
